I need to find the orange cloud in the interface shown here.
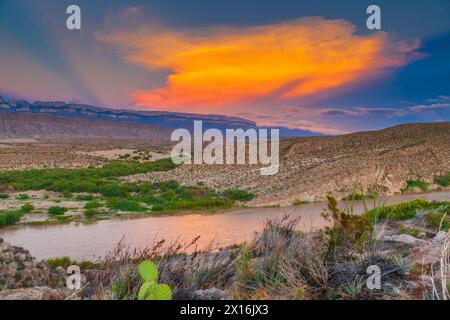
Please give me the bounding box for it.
[97,17,421,111]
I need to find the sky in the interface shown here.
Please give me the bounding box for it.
[0,0,449,134]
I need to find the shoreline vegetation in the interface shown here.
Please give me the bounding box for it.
[1,157,450,229]
[0,158,256,228]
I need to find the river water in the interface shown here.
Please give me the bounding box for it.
[1,192,449,260]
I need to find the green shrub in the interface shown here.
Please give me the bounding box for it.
[75,194,95,201]
[0,158,177,194]
[100,184,129,198]
[425,211,450,231]
[434,173,450,187]
[62,190,73,198]
[20,203,34,214]
[365,199,429,225]
[55,215,72,223]
[106,198,147,212]
[0,193,9,199]
[44,256,92,271]
[84,209,99,219]
[0,211,22,227]
[224,189,255,202]
[16,194,30,200]
[342,192,377,201]
[293,199,310,206]
[403,180,429,192]
[44,256,72,269]
[324,196,371,249]
[48,206,68,216]
[399,226,422,237]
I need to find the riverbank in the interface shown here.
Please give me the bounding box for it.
[1,196,449,300]
[2,191,450,261]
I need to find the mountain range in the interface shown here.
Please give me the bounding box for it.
[0,96,322,139]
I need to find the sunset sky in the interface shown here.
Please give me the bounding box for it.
[0,0,449,134]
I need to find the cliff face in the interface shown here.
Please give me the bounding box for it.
[0,98,257,132]
[0,111,172,141]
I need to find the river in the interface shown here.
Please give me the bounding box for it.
[1,191,449,260]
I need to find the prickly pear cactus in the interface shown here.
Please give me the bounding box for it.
[138,260,158,283]
[137,260,172,300]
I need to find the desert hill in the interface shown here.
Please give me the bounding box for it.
[130,122,450,205]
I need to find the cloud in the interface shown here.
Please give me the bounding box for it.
[410,103,450,113]
[97,17,421,112]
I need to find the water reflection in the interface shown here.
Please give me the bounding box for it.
[1,192,449,260]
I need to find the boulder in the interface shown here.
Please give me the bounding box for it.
[406,231,449,265]
[381,234,427,246]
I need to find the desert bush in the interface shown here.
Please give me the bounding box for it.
[106,198,147,212]
[84,200,102,209]
[403,180,430,192]
[434,173,450,187]
[16,194,29,200]
[0,158,177,193]
[292,199,310,206]
[84,209,100,219]
[365,199,430,225]
[224,189,255,202]
[399,226,422,237]
[425,210,450,231]
[44,256,93,271]
[0,211,22,227]
[20,203,34,214]
[323,196,371,250]
[75,194,95,201]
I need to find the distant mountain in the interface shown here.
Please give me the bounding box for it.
[0,111,172,141]
[0,96,323,138]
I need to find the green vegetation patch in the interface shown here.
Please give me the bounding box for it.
[106,198,148,212]
[84,200,102,209]
[48,206,69,216]
[365,199,429,224]
[434,173,450,187]
[402,180,430,192]
[0,158,177,194]
[0,211,23,227]
[342,192,377,201]
[365,199,450,230]
[43,256,93,271]
[425,210,450,231]
[0,204,35,227]
[292,199,310,206]
[224,189,255,202]
[399,226,422,237]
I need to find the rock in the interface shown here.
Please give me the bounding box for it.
[55,266,66,276]
[432,231,448,244]
[406,231,449,266]
[192,288,231,300]
[0,237,62,290]
[381,234,427,246]
[15,253,27,262]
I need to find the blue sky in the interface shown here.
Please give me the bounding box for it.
[0,0,449,134]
